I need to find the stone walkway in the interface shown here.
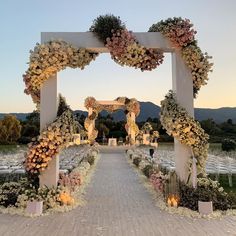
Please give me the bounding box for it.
[0,148,236,236]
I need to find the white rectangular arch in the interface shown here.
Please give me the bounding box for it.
[40,32,193,187]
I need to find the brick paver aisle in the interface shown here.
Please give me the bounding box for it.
[0,148,236,236]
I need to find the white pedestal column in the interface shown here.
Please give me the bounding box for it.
[172,50,194,183]
[39,75,59,188]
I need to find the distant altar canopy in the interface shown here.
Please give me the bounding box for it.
[84,97,140,144]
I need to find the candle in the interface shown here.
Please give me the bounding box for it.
[172,198,178,208]
[167,197,172,207]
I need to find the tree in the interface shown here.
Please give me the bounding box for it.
[0,115,22,144]
[200,118,218,135]
[227,119,233,125]
[77,113,86,125]
[25,110,40,125]
[19,111,40,144]
[57,93,71,116]
[97,123,109,137]
[220,119,234,133]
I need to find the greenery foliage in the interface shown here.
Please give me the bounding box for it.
[19,111,39,144]
[57,93,71,116]
[1,112,235,146]
[0,115,22,144]
[133,156,142,167]
[228,192,236,209]
[86,154,95,166]
[179,178,232,211]
[89,14,125,43]
[142,164,155,178]
[221,138,236,152]
[0,182,22,207]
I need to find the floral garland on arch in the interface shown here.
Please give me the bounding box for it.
[106,29,164,71]
[23,41,98,105]
[160,90,209,175]
[149,17,213,97]
[25,95,84,175]
[90,15,164,72]
[25,109,75,175]
[23,15,213,106]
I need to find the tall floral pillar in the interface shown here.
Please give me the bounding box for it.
[88,107,95,142]
[127,112,136,144]
[172,50,194,182]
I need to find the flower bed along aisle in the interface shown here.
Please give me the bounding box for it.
[0,145,99,217]
[126,148,236,219]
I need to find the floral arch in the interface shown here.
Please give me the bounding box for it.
[84,97,140,143]
[23,15,213,187]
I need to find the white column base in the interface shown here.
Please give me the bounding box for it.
[39,156,59,188]
[174,139,191,182]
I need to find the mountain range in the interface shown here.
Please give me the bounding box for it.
[1,102,236,123]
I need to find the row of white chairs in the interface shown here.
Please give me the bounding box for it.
[136,148,236,175]
[0,145,89,178]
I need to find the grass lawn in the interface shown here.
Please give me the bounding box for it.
[0,144,27,154]
[209,174,236,193]
[159,142,223,151]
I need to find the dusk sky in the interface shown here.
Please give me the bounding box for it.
[0,0,235,113]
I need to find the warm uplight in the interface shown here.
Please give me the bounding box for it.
[167,195,179,208]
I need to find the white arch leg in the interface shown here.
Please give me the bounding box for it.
[39,75,59,187]
[172,51,194,183]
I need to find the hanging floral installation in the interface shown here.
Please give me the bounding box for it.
[23,14,213,178]
[84,96,140,143]
[105,29,164,71]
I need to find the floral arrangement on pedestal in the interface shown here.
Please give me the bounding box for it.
[151,131,160,143]
[141,122,153,134]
